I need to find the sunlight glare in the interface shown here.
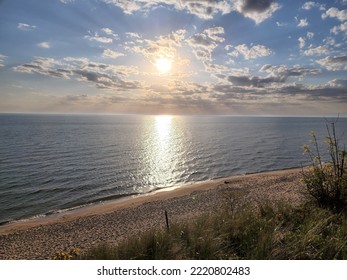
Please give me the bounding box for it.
[155,58,172,74]
[155,115,172,140]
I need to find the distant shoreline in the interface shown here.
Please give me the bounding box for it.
[0,167,307,259]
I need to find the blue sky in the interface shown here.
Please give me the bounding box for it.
[0,0,346,115]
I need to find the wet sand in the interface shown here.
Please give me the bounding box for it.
[0,168,307,259]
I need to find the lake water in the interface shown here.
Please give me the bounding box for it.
[1,114,346,224]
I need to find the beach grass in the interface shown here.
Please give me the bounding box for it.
[79,200,347,260]
[77,123,347,260]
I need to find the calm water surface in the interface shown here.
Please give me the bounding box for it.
[1,114,346,224]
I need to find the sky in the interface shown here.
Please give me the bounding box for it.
[0,0,346,116]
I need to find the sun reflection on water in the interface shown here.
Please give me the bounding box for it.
[140,115,184,192]
[155,115,172,141]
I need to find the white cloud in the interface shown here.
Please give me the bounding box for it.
[102,0,232,20]
[101,27,119,39]
[126,32,141,38]
[204,26,225,43]
[233,0,281,24]
[331,22,347,35]
[297,18,308,27]
[228,67,250,76]
[37,42,50,49]
[260,64,320,78]
[322,7,347,21]
[307,32,314,39]
[12,56,141,90]
[302,2,325,11]
[302,2,316,10]
[304,45,329,56]
[12,57,62,76]
[101,0,142,15]
[84,32,113,43]
[228,44,272,60]
[127,29,186,65]
[180,0,231,20]
[102,0,280,23]
[101,28,113,35]
[317,56,347,71]
[17,23,36,30]
[187,27,225,66]
[323,37,336,46]
[0,54,6,68]
[103,49,125,58]
[298,37,306,48]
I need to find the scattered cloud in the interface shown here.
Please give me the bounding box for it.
[12,57,65,77]
[233,0,281,24]
[101,27,119,39]
[187,27,225,72]
[297,18,309,27]
[303,45,330,56]
[102,49,125,58]
[317,55,347,71]
[12,56,142,90]
[2,1,347,115]
[225,74,282,87]
[218,64,320,89]
[101,0,142,15]
[17,23,36,30]
[102,0,280,23]
[322,7,347,21]
[84,31,113,43]
[228,44,272,60]
[203,26,225,43]
[177,0,232,20]
[323,36,336,46]
[331,22,347,35]
[0,54,6,68]
[298,37,306,48]
[128,29,186,65]
[260,64,321,78]
[37,42,50,49]
[102,0,232,20]
[126,32,141,39]
[307,32,314,39]
[327,79,347,88]
[302,2,325,11]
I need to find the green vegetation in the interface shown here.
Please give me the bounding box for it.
[302,122,347,212]
[79,201,347,260]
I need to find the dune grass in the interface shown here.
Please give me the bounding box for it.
[302,122,347,212]
[66,122,347,260]
[78,200,347,260]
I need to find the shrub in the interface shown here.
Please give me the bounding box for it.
[302,122,347,212]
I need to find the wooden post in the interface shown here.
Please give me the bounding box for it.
[164,210,169,231]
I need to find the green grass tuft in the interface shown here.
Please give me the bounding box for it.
[79,201,347,260]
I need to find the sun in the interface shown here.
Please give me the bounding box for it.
[155,57,172,74]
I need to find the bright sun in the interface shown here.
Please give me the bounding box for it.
[155,57,172,73]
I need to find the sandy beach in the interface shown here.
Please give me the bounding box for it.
[0,168,307,259]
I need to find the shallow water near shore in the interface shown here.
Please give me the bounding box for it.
[1,114,346,224]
